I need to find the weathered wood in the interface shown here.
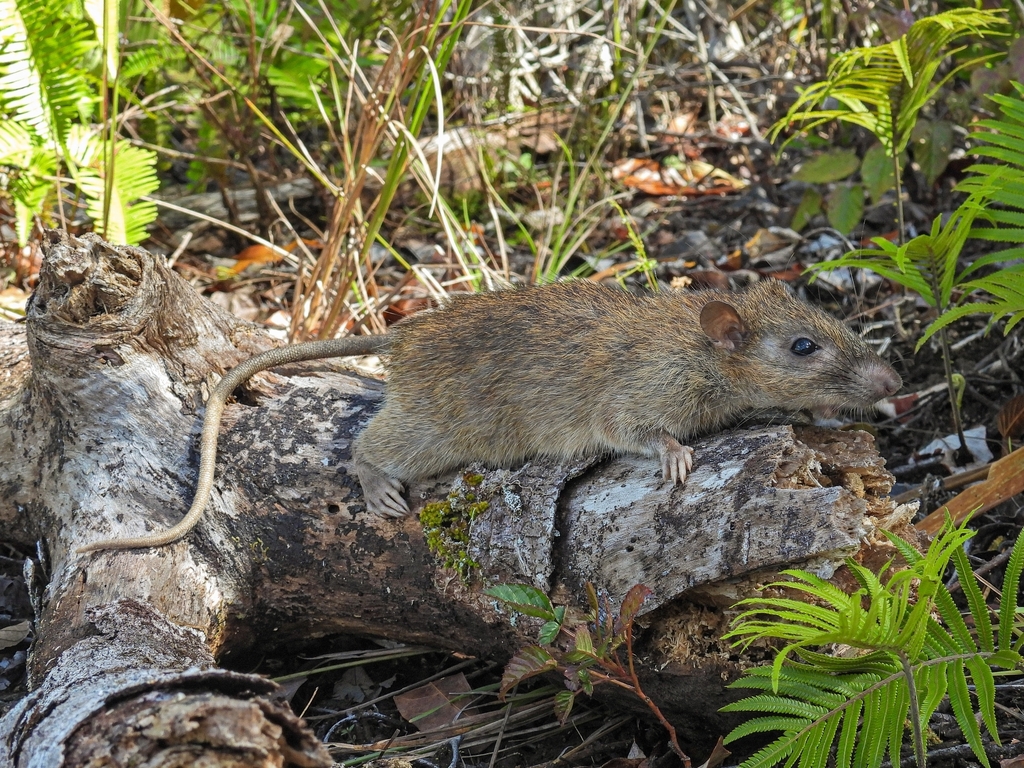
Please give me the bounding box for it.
[0,231,910,763]
[0,600,330,768]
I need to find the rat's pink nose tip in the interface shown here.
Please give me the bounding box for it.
[876,366,902,398]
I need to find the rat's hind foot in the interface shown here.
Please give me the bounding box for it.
[656,432,694,485]
[354,460,410,517]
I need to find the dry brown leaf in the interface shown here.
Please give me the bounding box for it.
[226,244,287,275]
[665,109,699,135]
[0,620,30,650]
[744,227,800,267]
[599,758,648,768]
[611,158,746,197]
[714,114,752,140]
[0,286,29,319]
[393,672,472,731]
[916,445,1024,535]
[696,736,732,768]
[997,395,1024,440]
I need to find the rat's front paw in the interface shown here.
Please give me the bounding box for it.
[354,461,410,517]
[656,433,694,485]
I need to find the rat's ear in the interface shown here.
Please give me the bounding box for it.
[700,300,747,351]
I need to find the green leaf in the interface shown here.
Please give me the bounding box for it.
[538,619,562,645]
[953,542,994,652]
[0,0,99,146]
[826,183,864,234]
[948,659,989,763]
[885,676,910,764]
[723,714,811,742]
[72,138,159,245]
[768,7,1005,159]
[553,689,575,723]
[912,118,954,186]
[861,143,897,203]
[83,0,118,79]
[499,646,557,696]
[791,187,822,232]
[793,149,861,183]
[835,697,861,768]
[1001,530,1024,651]
[574,626,594,654]
[619,583,652,626]
[576,666,593,696]
[989,649,1022,668]
[485,584,557,621]
[854,687,889,768]
[966,654,1000,743]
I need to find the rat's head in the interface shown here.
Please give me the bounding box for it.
[700,280,902,415]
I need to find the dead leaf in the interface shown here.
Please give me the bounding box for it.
[519,129,560,154]
[998,395,1024,440]
[1001,755,1024,768]
[599,758,648,768]
[394,672,472,731]
[673,270,731,291]
[0,287,29,319]
[696,736,732,768]
[11,241,42,286]
[744,227,801,268]
[611,158,746,197]
[226,244,287,275]
[875,382,948,420]
[382,298,432,325]
[665,109,699,135]
[714,114,751,140]
[917,444,1024,535]
[331,665,382,706]
[0,620,30,651]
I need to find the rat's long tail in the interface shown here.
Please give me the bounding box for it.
[78,336,388,553]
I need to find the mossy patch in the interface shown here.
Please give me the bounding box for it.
[419,472,490,580]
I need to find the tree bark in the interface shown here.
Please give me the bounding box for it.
[0,231,916,764]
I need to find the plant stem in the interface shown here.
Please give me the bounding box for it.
[927,272,971,464]
[893,147,905,246]
[623,622,691,767]
[899,650,927,768]
[937,325,970,464]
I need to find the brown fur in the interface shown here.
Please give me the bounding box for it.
[354,280,902,486]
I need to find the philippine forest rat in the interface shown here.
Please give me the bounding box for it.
[79,279,901,553]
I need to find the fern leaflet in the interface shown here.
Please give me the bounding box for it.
[723,520,1024,768]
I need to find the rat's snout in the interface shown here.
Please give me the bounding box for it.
[869,363,902,399]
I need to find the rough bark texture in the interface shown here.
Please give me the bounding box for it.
[0,232,916,764]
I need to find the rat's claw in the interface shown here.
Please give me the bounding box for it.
[656,434,694,486]
[355,462,410,517]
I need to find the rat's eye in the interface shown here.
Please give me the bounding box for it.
[791,338,819,356]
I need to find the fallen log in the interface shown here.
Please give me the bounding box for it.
[0,231,915,764]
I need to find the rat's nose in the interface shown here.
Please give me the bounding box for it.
[872,364,902,398]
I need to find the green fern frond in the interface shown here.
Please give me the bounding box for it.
[730,664,881,699]
[723,520,1024,768]
[69,133,159,245]
[919,267,1024,343]
[0,117,56,242]
[120,47,174,81]
[723,694,829,720]
[949,658,989,758]
[1002,531,1024,652]
[0,0,98,147]
[770,9,1005,153]
[955,546,995,652]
